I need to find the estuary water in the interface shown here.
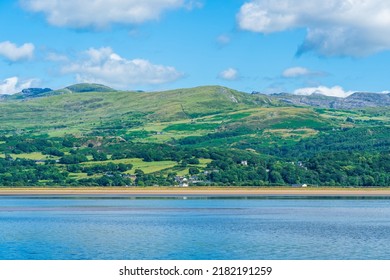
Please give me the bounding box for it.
[1,196,390,260]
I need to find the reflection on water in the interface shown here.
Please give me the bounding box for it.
[1,196,390,260]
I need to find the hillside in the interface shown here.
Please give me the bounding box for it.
[0,84,389,187]
[0,85,275,136]
[1,84,388,143]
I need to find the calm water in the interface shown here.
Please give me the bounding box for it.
[1,196,390,260]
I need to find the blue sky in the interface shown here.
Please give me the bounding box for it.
[1,0,389,96]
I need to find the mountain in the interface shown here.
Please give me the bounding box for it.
[344,92,390,107]
[0,84,389,187]
[0,87,53,100]
[1,84,389,138]
[270,92,339,108]
[21,88,53,96]
[0,85,275,135]
[271,91,390,109]
[4,83,389,109]
[0,83,117,101]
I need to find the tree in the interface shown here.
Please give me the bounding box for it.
[189,167,200,175]
[269,170,284,184]
[92,152,108,161]
[59,154,88,164]
[188,158,200,164]
[43,148,64,157]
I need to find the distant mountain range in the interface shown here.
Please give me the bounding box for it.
[0,83,117,100]
[1,83,389,109]
[269,91,390,109]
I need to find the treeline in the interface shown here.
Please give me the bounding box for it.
[239,126,390,158]
[0,133,390,187]
[0,158,68,186]
[203,152,390,186]
[0,158,134,186]
[1,150,389,187]
[0,135,79,154]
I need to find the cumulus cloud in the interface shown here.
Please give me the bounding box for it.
[293,85,354,98]
[0,77,35,95]
[237,0,390,56]
[218,68,239,81]
[21,0,196,28]
[0,41,34,61]
[62,47,182,88]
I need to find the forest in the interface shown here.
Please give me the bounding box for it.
[1,128,389,187]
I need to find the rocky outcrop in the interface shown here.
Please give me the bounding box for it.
[271,92,390,109]
[21,88,52,96]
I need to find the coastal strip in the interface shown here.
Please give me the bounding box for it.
[0,187,390,197]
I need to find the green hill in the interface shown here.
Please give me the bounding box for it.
[65,83,117,93]
[0,85,274,135]
[1,83,389,145]
[0,84,389,187]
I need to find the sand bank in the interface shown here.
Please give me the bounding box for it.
[0,187,390,197]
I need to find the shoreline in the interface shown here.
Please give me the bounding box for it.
[1,187,390,197]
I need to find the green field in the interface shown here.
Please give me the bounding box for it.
[82,158,178,174]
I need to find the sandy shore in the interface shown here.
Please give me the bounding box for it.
[0,187,390,197]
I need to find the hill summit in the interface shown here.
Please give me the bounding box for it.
[65,83,117,93]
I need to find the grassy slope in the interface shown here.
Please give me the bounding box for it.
[1,84,389,148]
[0,86,259,134]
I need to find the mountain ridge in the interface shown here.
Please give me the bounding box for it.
[270,91,390,109]
[3,82,387,109]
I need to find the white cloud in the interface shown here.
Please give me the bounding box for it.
[0,41,34,61]
[21,0,196,28]
[0,77,35,95]
[237,0,390,56]
[62,47,182,88]
[218,68,239,81]
[282,67,311,78]
[293,85,354,98]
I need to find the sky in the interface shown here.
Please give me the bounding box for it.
[1,0,390,97]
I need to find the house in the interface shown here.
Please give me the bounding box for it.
[126,175,137,182]
[188,175,205,184]
[203,169,219,175]
[175,176,189,187]
[180,178,189,187]
[241,160,248,166]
